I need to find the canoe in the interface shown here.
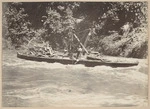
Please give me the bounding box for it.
[17,52,139,67]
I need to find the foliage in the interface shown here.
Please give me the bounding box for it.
[42,3,78,49]
[99,27,148,58]
[76,2,148,35]
[2,2,148,58]
[3,3,35,48]
[124,27,148,58]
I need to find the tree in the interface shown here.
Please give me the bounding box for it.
[75,2,148,35]
[3,2,35,47]
[42,2,79,49]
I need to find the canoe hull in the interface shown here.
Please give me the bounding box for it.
[17,53,138,67]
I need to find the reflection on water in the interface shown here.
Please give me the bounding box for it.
[2,50,148,107]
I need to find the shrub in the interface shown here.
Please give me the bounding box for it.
[98,27,148,58]
[3,3,34,48]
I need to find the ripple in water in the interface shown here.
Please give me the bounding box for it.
[2,51,148,107]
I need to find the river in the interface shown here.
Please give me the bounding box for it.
[2,49,148,107]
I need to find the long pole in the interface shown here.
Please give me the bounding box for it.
[83,29,91,47]
[73,34,89,54]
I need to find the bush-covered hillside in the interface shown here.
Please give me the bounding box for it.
[2,2,148,58]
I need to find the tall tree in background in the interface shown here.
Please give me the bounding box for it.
[42,2,79,49]
[3,2,35,47]
[2,2,148,58]
[75,2,148,35]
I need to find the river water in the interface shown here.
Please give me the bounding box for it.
[2,50,148,107]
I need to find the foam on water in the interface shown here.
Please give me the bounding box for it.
[21,62,67,69]
[3,51,148,73]
[3,55,148,85]
[2,51,148,107]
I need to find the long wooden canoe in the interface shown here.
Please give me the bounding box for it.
[17,52,139,67]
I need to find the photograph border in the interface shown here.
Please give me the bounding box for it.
[0,0,149,109]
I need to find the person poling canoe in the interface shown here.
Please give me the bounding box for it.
[44,41,53,56]
[76,45,82,59]
[74,45,83,64]
[67,28,75,59]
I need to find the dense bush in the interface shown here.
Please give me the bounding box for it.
[3,3,35,48]
[99,27,148,58]
[2,2,148,58]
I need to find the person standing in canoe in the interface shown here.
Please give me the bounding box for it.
[44,41,53,56]
[76,45,82,59]
[67,28,74,59]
